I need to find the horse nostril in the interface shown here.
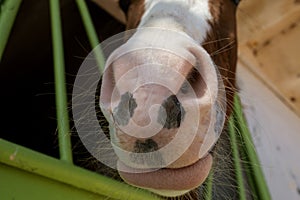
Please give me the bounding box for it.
[131,139,165,166]
[157,95,185,129]
[113,92,137,126]
[134,139,158,153]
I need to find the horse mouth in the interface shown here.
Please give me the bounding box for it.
[117,154,212,196]
[99,28,226,197]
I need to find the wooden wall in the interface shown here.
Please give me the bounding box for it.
[237,0,300,117]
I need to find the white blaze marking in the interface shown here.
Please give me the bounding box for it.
[139,0,212,43]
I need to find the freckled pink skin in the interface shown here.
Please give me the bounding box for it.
[100,29,220,194]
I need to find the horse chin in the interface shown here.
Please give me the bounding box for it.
[117,154,213,197]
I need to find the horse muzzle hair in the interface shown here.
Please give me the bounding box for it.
[91,0,238,197]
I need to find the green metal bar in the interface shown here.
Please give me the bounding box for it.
[49,0,72,163]
[203,171,213,200]
[0,139,160,200]
[0,163,110,200]
[75,0,105,72]
[228,117,247,200]
[236,125,259,200]
[0,0,22,61]
[233,95,271,200]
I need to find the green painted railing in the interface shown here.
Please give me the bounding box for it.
[0,0,22,61]
[75,0,105,72]
[229,114,247,200]
[233,96,271,200]
[0,0,271,199]
[49,0,73,164]
[0,139,159,200]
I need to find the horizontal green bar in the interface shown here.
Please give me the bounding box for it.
[0,139,160,200]
[0,163,109,200]
[0,0,22,61]
[49,0,73,163]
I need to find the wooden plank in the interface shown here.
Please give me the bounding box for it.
[237,0,300,117]
[237,63,300,200]
[237,0,300,44]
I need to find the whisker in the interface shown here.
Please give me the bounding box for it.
[210,40,236,56]
[202,37,232,45]
[74,37,90,54]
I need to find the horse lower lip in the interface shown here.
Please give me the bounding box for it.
[117,154,213,191]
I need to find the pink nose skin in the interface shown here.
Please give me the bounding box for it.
[102,50,213,167]
[100,28,223,195]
